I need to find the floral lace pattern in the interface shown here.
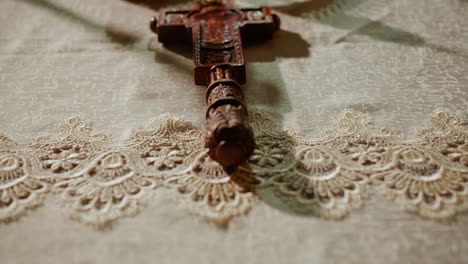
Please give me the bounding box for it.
[0,109,467,227]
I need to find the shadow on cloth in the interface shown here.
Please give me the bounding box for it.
[238,114,324,219]
[19,0,144,46]
[272,0,349,15]
[272,0,466,56]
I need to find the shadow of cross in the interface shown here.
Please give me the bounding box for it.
[270,0,467,57]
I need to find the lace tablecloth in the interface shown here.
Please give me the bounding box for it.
[1,0,467,263]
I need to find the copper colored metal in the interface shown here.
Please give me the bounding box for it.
[150,0,280,168]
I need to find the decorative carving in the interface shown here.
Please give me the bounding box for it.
[205,104,255,168]
[165,13,186,24]
[206,83,243,106]
[151,0,280,167]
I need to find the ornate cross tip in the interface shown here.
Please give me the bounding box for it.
[150,0,280,168]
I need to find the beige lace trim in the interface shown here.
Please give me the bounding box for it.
[1,109,467,227]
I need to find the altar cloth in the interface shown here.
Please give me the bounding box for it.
[0,0,467,263]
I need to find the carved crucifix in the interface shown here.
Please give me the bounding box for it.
[150,0,280,168]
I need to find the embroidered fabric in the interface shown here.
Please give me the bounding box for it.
[1,109,466,227]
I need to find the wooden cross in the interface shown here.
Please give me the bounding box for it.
[150,0,280,168]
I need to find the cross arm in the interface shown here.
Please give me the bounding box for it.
[150,9,193,43]
[239,7,280,42]
[151,6,280,44]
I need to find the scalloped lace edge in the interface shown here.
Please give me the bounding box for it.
[0,108,467,228]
